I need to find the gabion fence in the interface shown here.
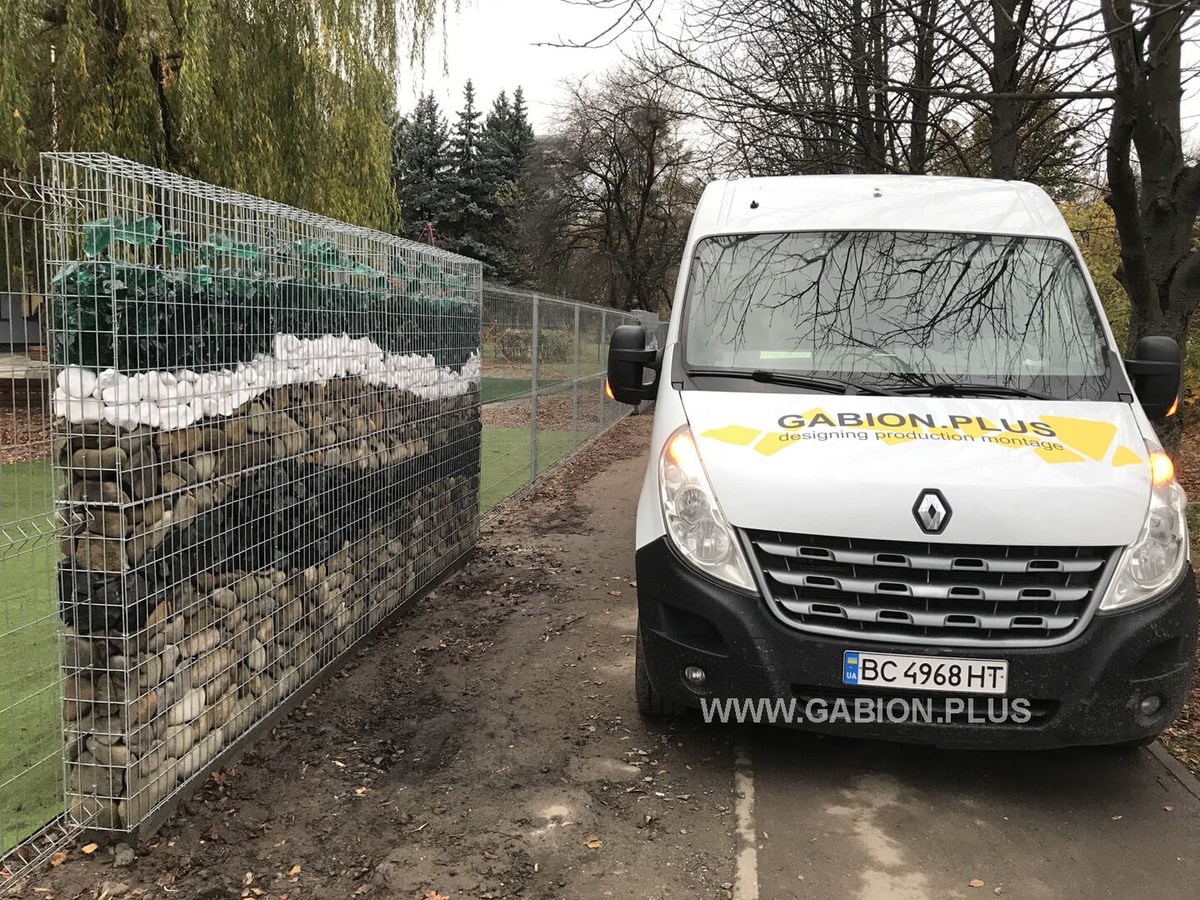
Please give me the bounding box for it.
[42,154,482,834]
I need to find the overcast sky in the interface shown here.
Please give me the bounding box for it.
[399,0,669,133]
[401,0,1200,143]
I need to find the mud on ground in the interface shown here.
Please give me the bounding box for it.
[26,415,738,900]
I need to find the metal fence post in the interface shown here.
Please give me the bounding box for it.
[599,310,607,432]
[530,294,540,483]
[572,305,580,451]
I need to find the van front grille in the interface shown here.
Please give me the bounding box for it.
[745,530,1117,647]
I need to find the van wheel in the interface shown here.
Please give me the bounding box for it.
[635,630,687,718]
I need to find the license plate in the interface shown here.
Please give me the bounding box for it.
[842,651,1008,696]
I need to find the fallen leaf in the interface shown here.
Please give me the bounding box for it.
[969,879,985,888]
[584,835,603,849]
[629,581,637,587]
[287,865,301,876]
[608,590,622,597]
[355,787,369,795]
[81,843,99,855]
[333,760,347,768]
[49,852,67,867]
[1165,805,1175,812]
[421,892,449,900]
[244,871,254,886]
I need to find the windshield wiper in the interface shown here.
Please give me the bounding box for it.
[893,381,1049,400]
[687,367,901,396]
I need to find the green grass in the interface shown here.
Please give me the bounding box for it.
[0,460,64,853]
[481,371,602,406]
[482,377,533,405]
[481,428,575,513]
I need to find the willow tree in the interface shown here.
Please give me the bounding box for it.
[1,0,447,229]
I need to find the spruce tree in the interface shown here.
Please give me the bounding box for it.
[472,87,536,283]
[392,93,451,243]
[444,81,492,263]
[508,88,536,169]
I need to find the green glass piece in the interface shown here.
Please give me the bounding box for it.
[165,230,188,254]
[82,217,118,258]
[112,216,162,247]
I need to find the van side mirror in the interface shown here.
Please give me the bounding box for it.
[607,325,661,404]
[1124,336,1181,419]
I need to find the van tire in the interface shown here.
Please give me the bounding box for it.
[635,629,687,718]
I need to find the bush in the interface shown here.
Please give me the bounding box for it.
[495,327,572,364]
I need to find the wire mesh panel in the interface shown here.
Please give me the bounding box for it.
[479,284,644,514]
[41,154,482,834]
[0,176,65,859]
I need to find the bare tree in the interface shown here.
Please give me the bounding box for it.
[576,0,1110,195]
[522,67,699,312]
[1101,0,1200,357]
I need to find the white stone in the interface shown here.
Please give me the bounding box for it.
[140,371,165,401]
[100,374,141,405]
[59,366,99,399]
[93,368,120,397]
[140,401,160,430]
[66,333,481,430]
[54,394,105,424]
[104,402,140,431]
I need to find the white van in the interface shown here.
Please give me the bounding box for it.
[607,175,1197,748]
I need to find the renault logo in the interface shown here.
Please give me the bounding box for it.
[913,489,952,534]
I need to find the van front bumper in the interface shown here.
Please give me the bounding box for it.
[636,538,1199,749]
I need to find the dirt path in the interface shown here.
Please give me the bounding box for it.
[29,415,738,900]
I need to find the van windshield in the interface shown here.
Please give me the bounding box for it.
[682,231,1112,400]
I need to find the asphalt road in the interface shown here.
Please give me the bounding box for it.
[746,731,1200,899]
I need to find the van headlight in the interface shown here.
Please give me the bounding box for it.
[1100,442,1189,612]
[659,425,756,592]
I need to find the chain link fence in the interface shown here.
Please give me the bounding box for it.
[480,284,650,514]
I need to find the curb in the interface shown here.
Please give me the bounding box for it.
[1150,740,1200,802]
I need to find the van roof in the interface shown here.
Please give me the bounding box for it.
[694,175,1073,242]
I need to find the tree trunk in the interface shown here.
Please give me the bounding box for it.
[909,0,938,174]
[1101,0,1200,449]
[987,0,1023,180]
